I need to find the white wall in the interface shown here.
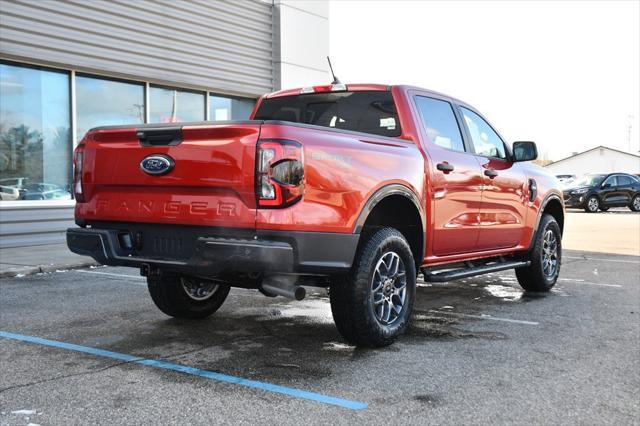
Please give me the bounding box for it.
[545,148,640,176]
[274,0,330,89]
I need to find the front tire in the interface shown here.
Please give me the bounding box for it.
[330,227,416,347]
[147,274,230,319]
[516,214,561,292]
[584,195,600,213]
[630,194,640,212]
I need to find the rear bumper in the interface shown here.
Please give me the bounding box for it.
[66,224,358,276]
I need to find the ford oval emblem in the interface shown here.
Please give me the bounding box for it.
[140,154,174,176]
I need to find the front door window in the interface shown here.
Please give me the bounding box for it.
[460,107,507,159]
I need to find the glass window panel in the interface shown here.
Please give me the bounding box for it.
[230,98,255,119]
[76,75,144,141]
[414,96,465,152]
[460,107,507,159]
[149,86,205,123]
[0,63,72,201]
[617,175,633,186]
[210,95,255,121]
[254,91,400,137]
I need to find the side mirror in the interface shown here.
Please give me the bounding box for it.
[602,183,611,189]
[512,141,538,162]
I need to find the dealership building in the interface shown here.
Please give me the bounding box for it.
[0,0,329,247]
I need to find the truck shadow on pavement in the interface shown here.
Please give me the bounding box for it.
[81,274,561,385]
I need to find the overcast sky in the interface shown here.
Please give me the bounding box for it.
[329,0,640,161]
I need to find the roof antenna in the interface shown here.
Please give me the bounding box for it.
[327,56,342,85]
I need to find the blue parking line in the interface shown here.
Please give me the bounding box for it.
[0,330,367,410]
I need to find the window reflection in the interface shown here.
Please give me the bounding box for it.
[210,95,254,121]
[0,63,72,201]
[461,107,507,159]
[150,86,205,123]
[0,62,257,203]
[76,75,144,141]
[415,96,465,152]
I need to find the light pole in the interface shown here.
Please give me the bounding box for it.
[628,115,635,153]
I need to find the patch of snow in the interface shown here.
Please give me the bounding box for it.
[276,299,333,322]
[15,274,26,278]
[484,284,523,301]
[323,341,354,351]
[440,305,454,310]
[11,409,36,415]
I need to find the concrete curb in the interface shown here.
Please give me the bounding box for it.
[0,260,99,279]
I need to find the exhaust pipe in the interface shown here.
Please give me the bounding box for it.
[260,275,306,301]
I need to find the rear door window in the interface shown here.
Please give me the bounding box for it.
[617,175,633,186]
[414,96,466,152]
[254,91,401,137]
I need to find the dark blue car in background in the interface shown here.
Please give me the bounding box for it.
[563,173,640,212]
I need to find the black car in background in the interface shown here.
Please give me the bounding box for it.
[563,173,640,212]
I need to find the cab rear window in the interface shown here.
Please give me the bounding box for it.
[254,91,401,138]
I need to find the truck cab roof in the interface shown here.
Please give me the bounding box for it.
[264,83,470,109]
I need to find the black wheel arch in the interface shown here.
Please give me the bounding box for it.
[527,192,565,251]
[353,184,426,267]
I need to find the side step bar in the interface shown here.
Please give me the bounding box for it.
[422,260,530,283]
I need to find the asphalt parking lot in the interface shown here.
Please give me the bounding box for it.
[1,249,638,425]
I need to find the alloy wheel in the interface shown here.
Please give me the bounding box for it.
[588,197,599,212]
[633,196,640,211]
[371,251,407,325]
[181,278,219,301]
[541,229,559,278]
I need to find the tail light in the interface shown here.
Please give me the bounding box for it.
[256,139,304,208]
[300,83,347,94]
[73,144,85,202]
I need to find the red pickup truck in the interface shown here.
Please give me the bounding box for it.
[67,83,564,347]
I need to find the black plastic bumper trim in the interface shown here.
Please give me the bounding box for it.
[66,226,359,276]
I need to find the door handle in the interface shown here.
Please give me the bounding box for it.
[436,162,454,173]
[484,169,498,178]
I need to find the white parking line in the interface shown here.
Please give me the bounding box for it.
[557,277,623,288]
[76,270,145,280]
[565,255,639,264]
[570,281,622,288]
[429,310,539,325]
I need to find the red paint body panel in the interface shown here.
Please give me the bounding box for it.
[255,123,423,233]
[475,158,529,250]
[74,83,563,269]
[76,124,260,228]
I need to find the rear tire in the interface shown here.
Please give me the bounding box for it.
[147,274,230,319]
[584,195,600,213]
[630,194,640,212]
[516,214,561,292]
[330,228,416,347]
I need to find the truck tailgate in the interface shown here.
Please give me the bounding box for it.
[76,123,260,229]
